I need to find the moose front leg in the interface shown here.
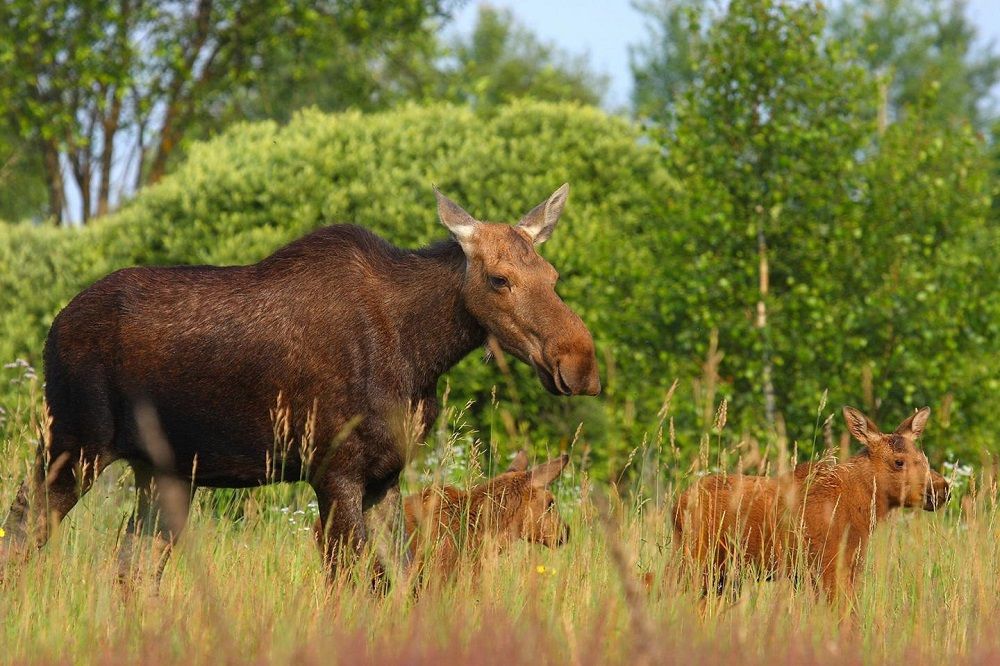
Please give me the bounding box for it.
[312,476,367,582]
[363,482,410,591]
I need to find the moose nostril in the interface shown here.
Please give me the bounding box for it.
[557,356,600,396]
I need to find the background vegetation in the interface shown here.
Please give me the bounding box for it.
[1,0,998,662]
[2,0,997,476]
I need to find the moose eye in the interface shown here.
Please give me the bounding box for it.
[488,275,510,290]
[894,459,905,470]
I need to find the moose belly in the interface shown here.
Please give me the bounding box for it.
[114,346,359,487]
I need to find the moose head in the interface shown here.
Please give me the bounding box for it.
[496,452,571,548]
[435,185,600,397]
[843,406,950,511]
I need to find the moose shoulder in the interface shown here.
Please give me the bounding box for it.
[1,184,599,585]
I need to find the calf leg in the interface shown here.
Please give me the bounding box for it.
[116,466,192,592]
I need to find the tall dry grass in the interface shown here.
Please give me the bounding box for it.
[0,361,996,665]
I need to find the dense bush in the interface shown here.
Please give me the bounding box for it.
[0,94,995,476]
[0,102,673,474]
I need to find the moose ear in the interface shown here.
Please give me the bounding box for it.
[505,450,529,473]
[843,406,882,444]
[435,187,479,252]
[517,183,569,245]
[895,407,931,440]
[529,453,569,488]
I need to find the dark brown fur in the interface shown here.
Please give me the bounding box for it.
[673,406,949,605]
[1,186,599,586]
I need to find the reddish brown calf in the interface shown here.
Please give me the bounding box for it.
[404,452,570,576]
[674,406,950,605]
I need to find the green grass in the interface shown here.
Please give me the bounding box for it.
[0,375,997,665]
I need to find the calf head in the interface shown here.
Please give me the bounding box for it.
[435,185,600,396]
[520,454,571,547]
[490,453,571,547]
[843,406,950,511]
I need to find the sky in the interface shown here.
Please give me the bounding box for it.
[452,0,1000,110]
[62,0,1000,223]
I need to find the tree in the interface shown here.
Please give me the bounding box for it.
[629,0,705,122]
[830,0,1000,128]
[0,1,451,224]
[639,0,995,460]
[652,0,875,433]
[0,129,47,222]
[187,1,453,128]
[633,0,1000,129]
[439,5,608,109]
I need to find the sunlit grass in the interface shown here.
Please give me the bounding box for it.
[1,373,997,664]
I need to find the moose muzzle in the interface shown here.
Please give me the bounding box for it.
[923,471,950,511]
[534,330,600,397]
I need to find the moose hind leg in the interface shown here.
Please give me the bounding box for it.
[116,466,192,592]
[1,445,104,566]
[363,482,410,590]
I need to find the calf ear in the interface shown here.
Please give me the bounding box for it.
[530,453,569,488]
[505,450,529,473]
[517,183,569,245]
[895,407,931,440]
[843,406,881,444]
[435,187,479,252]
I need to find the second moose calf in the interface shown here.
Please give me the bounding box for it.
[673,406,950,606]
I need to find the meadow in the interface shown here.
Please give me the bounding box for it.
[1,365,996,665]
[2,1,999,663]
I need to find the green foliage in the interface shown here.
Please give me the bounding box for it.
[189,1,451,125]
[1,0,997,472]
[190,3,608,145]
[633,0,1000,129]
[0,102,670,474]
[639,0,997,463]
[630,0,705,121]
[0,0,451,223]
[439,5,609,109]
[0,129,46,221]
[831,0,1000,128]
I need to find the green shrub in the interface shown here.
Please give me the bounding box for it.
[0,102,673,473]
[0,97,995,475]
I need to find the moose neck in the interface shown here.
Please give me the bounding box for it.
[843,454,892,524]
[393,241,486,394]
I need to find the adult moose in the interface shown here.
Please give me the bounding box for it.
[0,184,599,587]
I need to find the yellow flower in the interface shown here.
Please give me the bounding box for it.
[536,565,546,574]
[0,527,5,538]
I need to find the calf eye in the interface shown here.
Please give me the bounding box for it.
[894,459,905,470]
[488,275,510,290]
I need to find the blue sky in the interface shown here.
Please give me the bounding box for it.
[451,0,1000,110]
